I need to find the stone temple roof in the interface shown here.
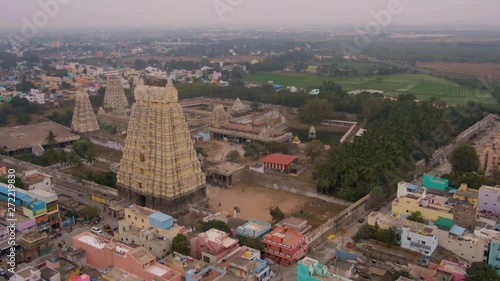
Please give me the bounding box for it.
[231,98,246,112]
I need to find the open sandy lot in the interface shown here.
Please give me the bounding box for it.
[195,140,244,162]
[207,182,346,227]
[417,61,500,80]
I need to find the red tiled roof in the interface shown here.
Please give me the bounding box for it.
[262,154,298,166]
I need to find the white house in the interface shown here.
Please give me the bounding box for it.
[22,170,53,192]
[400,226,438,264]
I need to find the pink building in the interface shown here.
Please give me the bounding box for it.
[72,232,181,281]
[262,227,307,266]
[435,260,467,281]
[190,228,239,264]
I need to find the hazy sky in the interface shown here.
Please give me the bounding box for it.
[1,0,499,29]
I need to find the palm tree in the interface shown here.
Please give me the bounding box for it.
[86,151,98,165]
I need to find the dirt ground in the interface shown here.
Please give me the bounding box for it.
[195,141,244,162]
[207,182,346,227]
[417,61,500,80]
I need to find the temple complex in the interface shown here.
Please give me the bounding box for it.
[117,79,207,215]
[103,78,129,110]
[71,89,100,133]
[229,98,250,114]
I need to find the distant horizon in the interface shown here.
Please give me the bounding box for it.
[1,0,500,32]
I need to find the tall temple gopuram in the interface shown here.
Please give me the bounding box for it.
[71,89,100,133]
[117,78,207,215]
[103,78,129,110]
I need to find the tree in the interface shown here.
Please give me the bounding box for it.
[226,150,240,163]
[450,145,480,174]
[407,211,425,223]
[299,98,333,123]
[134,59,147,70]
[466,262,500,281]
[269,207,285,224]
[72,140,93,158]
[16,112,31,125]
[250,101,261,112]
[0,176,24,189]
[305,140,325,162]
[171,234,190,256]
[239,237,264,251]
[194,146,208,158]
[201,220,230,233]
[243,143,263,160]
[45,130,57,145]
[85,150,98,165]
[78,205,100,219]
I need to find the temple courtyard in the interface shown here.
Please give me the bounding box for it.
[207,182,346,227]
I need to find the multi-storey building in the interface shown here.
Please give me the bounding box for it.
[478,185,500,216]
[118,204,189,258]
[400,226,438,265]
[72,232,182,281]
[18,231,51,262]
[392,188,453,221]
[435,260,467,281]
[478,132,500,176]
[262,227,307,266]
[219,246,270,281]
[487,239,500,274]
[368,211,487,263]
[185,266,226,281]
[190,228,239,264]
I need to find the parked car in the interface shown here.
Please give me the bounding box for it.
[357,218,365,223]
[103,224,111,232]
[91,227,102,234]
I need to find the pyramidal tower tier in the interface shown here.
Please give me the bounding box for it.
[71,89,100,133]
[117,80,207,215]
[210,104,228,128]
[103,78,129,110]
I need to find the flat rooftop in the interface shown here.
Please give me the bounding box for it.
[0,121,80,150]
[77,234,107,249]
[204,229,238,248]
[126,204,155,216]
[264,227,305,247]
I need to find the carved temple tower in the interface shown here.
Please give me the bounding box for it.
[103,78,129,110]
[117,79,206,215]
[71,89,100,133]
[210,104,228,128]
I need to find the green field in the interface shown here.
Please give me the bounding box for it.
[244,72,498,105]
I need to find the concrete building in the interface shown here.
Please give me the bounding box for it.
[40,267,61,281]
[487,239,500,274]
[72,232,182,281]
[452,184,478,208]
[435,260,467,281]
[207,162,245,188]
[368,211,487,263]
[357,240,421,266]
[0,183,61,233]
[0,162,6,176]
[392,188,453,221]
[262,154,305,175]
[275,217,312,234]
[186,266,226,281]
[400,226,438,264]
[117,80,206,215]
[235,219,272,239]
[422,174,449,191]
[297,257,352,281]
[0,121,80,156]
[13,267,42,281]
[478,185,500,216]
[18,231,51,262]
[262,227,308,266]
[21,170,53,192]
[45,257,80,281]
[218,246,270,281]
[190,228,239,264]
[118,204,188,258]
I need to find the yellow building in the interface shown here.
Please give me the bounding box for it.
[392,191,453,222]
[453,184,479,208]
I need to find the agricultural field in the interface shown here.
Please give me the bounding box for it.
[244,72,498,105]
